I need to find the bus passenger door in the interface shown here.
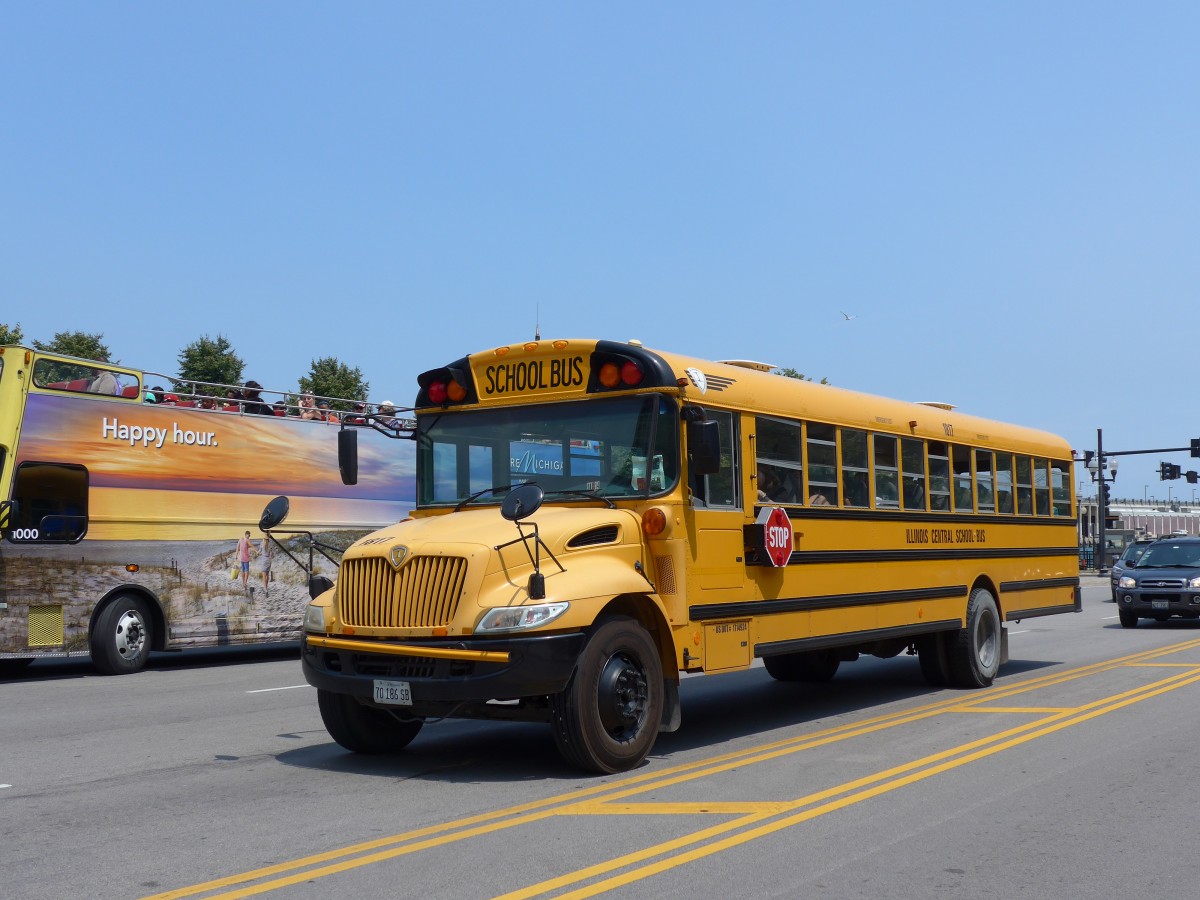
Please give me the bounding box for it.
[684,409,745,600]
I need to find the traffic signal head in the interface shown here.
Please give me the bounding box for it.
[1192,438,1200,458]
[1160,462,1182,481]
[1188,471,1199,485]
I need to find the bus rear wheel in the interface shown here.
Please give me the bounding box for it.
[551,616,663,774]
[948,587,1001,688]
[90,595,153,675]
[763,650,840,682]
[317,689,423,753]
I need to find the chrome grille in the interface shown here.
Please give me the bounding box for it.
[340,555,468,628]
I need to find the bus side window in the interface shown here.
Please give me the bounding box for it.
[901,438,926,510]
[8,462,88,543]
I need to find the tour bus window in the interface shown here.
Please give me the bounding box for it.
[873,434,899,509]
[901,438,926,510]
[952,445,973,512]
[975,449,995,513]
[695,408,738,509]
[1051,460,1072,517]
[1034,458,1051,516]
[8,462,88,543]
[754,415,802,505]
[1015,456,1034,515]
[928,441,951,511]
[806,423,839,506]
[995,452,1015,514]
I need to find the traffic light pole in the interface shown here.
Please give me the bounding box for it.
[1085,432,1199,574]
[1096,429,1107,574]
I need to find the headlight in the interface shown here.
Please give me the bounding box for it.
[1118,576,1136,589]
[1189,576,1200,590]
[476,602,569,633]
[303,603,327,634]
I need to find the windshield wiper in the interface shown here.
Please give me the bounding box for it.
[543,489,616,509]
[453,485,513,512]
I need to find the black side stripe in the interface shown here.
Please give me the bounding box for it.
[1000,577,1081,593]
[690,585,967,622]
[748,546,1080,567]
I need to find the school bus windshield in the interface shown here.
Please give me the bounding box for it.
[416,394,680,506]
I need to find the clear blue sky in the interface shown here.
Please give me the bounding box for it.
[3,3,1197,500]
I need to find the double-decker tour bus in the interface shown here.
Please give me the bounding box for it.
[297,338,1079,773]
[0,345,414,675]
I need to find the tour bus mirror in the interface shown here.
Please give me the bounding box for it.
[687,420,722,475]
[501,483,544,521]
[338,428,359,485]
[309,574,334,600]
[258,495,290,532]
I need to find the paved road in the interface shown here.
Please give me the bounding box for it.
[4,578,1198,900]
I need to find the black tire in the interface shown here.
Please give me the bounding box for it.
[90,595,153,675]
[317,689,423,754]
[916,632,952,687]
[763,650,840,683]
[947,587,1002,688]
[1118,609,1138,629]
[551,616,663,774]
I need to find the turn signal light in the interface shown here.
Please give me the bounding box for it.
[642,507,667,536]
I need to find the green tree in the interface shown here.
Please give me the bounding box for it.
[299,357,369,410]
[176,334,245,396]
[32,330,115,363]
[0,322,24,344]
[775,367,829,385]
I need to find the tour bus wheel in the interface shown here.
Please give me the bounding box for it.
[317,689,423,753]
[915,632,952,687]
[762,650,840,682]
[947,587,1001,689]
[1118,609,1138,629]
[0,658,35,677]
[551,616,663,774]
[90,595,153,675]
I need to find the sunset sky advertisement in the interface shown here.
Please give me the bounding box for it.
[18,393,413,498]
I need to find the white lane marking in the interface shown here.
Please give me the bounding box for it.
[1,784,11,789]
[246,684,311,694]
[1009,629,1029,635]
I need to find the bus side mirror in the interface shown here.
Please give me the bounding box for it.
[687,420,721,476]
[338,428,359,485]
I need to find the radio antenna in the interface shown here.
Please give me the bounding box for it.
[534,304,540,340]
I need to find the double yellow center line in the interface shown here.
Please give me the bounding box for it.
[146,639,1200,900]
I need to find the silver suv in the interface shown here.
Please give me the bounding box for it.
[1110,539,1157,602]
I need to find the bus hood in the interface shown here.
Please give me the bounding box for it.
[333,505,657,634]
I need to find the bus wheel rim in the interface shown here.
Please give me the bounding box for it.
[597,652,648,739]
[115,609,146,658]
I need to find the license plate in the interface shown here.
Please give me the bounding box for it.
[1152,600,1169,610]
[373,679,412,706]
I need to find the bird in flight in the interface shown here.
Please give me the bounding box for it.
[840,310,856,321]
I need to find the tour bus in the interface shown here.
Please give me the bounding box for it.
[296,338,1079,773]
[0,345,414,675]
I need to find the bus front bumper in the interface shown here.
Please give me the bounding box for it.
[300,631,586,712]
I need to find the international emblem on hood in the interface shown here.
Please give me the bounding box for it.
[390,545,409,569]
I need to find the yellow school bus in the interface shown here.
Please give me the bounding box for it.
[299,338,1079,773]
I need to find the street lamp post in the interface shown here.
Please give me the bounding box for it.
[1086,428,1119,574]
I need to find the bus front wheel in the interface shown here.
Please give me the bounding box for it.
[317,689,423,753]
[916,632,952,687]
[551,616,663,774]
[948,587,1001,688]
[90,595,153,675]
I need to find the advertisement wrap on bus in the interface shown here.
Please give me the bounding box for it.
[0,345,414,675]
